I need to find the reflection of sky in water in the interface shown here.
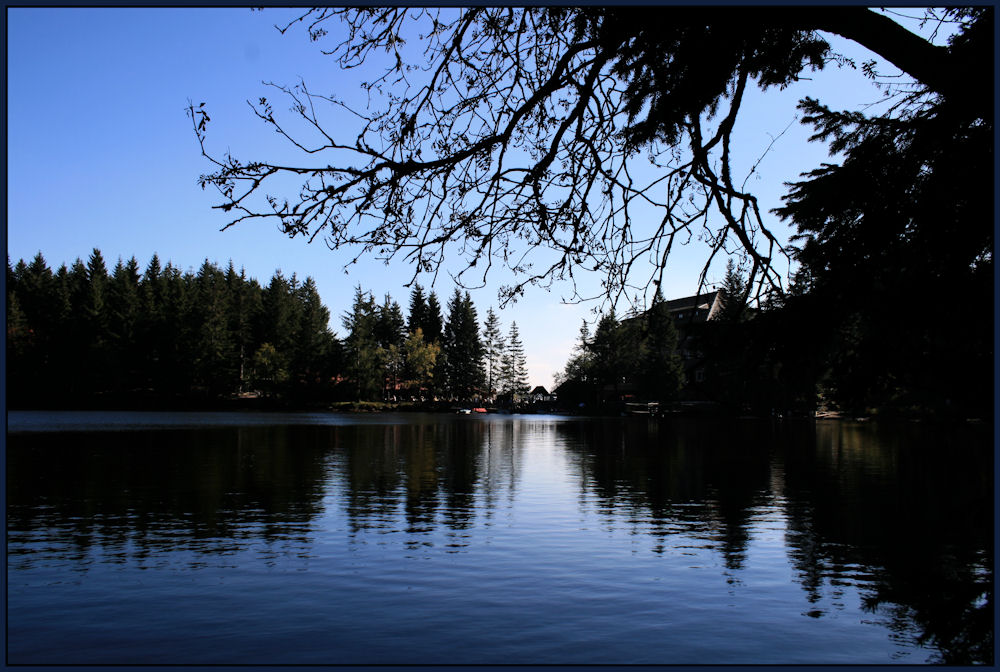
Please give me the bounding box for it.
[6,413,993,665]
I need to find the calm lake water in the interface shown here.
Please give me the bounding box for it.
[6,411,994,664]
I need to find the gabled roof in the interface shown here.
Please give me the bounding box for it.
[618,290,722,330]
[529,385,549,395]
[663,290,720,313]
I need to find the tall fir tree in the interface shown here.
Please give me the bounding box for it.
[443,289,484,400]
[640,287,685,401]
[376,294,406,398]
[424,291,444,344]
[342,286,381,400]
[717,258,748,323]
[295,276,334,383]
[425,290,446,397]
[193,260,236,395]
[407,283,428,336]
[499,321,529,399]
[481,307,504,400]
[107,257,142,389]
[587,311,621,399]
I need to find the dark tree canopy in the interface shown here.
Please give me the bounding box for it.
[190,7,989,308]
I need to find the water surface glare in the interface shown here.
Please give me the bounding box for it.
[6,411,993,664]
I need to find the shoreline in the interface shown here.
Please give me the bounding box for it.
[6,399,987,425]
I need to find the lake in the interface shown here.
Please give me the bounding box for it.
[6,411,993,664]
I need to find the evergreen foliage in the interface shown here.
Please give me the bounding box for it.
[342,286,382,401]
[6,251,340,407]
[717,259,748,324]
[7,252,571,410]
[406,284,428,336]
[498,321,529,400]
[556,299,684,409]
[443,290,485,400]
[481,307,504,400]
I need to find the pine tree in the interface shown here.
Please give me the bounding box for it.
[718,258,748,323]
[294,276,334,385]
[481,307,504,400]
[443,290,484,401]
[587,311,621,400]
[138,254,166,390]
[342,286,381,400]
[192,260,236,395]
[259,270,301,372]
[499,321,529,400]
[6,255,19,298]
[225,262,262,393]
[17,254,57,393]
[640,287,685,401]
[374,294,406,398]
[82,249,113,392]
[160,262,193,393]
[425,290,447,398]
[84,248,110,341]
[48,263,77,398]
[107,257,142,389]
[21,253,56,336]
[407,283,428,336]
[424,291,444,344]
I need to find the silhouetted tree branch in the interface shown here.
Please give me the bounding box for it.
[190,7,987,308]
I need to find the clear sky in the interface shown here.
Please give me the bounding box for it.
[6,8,936,390]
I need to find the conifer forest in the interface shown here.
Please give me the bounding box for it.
[5,250,532,409]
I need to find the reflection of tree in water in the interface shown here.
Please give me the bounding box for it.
[335,419,523,550]
[557,419,773,570]
[7,425,332,568]
[779,421,993,665]
[560,417,992,663]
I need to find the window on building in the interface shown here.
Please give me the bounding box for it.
[695,369,705,383]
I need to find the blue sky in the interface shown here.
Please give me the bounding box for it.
[6,8,936,389]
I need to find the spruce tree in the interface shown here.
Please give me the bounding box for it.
[641,287,685,401]
[499,321,529,400]
[138,254,166,390]
[81,249,113,392]
[107,257,142,389]
[424,291,444,343]
[192,260,236,395]
[443,289,485,401]
[295,276,334,384]
[160,262,193,393]
[407,283,428,336]
[84,248,110,342]
[425,290,446,398]
[376,294,406,398]
[22,253,56,337]
[481,307,504,400]
[717,258,748,323]
[342,286,381,400]
[587,311,621,400]
[225,263,261,393]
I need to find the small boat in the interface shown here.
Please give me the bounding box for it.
[472,407,487,413]
[455,408,472,415]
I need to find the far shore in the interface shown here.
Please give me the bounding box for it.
[7,394,987,425]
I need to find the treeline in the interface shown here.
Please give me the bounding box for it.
[558,247,991,419]
[6,250,531,408]
[555,287,685,408]
[340,285,529,404]
[6,250,338,407]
